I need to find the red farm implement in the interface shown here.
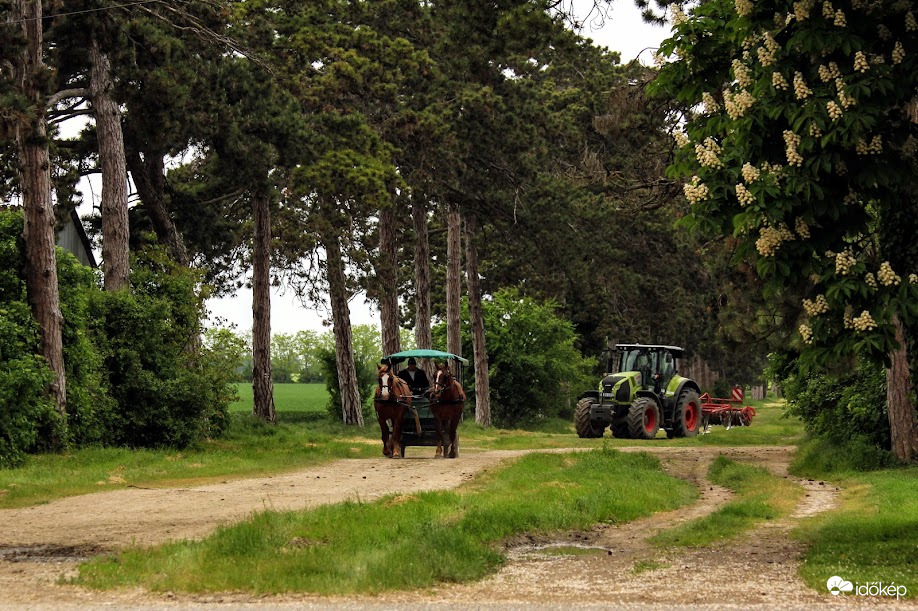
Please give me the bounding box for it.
[699,386,756,433]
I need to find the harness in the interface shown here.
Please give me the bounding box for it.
[375,375,422,433]
[430,379,466,405]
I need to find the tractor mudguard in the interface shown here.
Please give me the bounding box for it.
[579,390,600,400]
[635,390,662,408]
[671,377,701,401]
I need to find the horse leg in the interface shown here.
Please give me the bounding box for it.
[391,407,405,459]
[432,409,445,458]
[448,409,460,458]
[440,417,452,458]
[376,406,392,457]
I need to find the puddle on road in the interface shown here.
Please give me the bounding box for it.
[537,544,608,556]
[508,542,610,561]
[0,544,107,563]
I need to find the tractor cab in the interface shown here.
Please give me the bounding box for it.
[615,345,681,395]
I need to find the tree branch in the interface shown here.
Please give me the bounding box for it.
[49,109,93,124]
[47,88,90,107]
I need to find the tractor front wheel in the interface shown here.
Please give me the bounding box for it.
[672,389,701,437]
[627,397,660,440]
[575,398,605,438]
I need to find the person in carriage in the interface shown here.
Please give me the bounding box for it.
[400,357,429,396]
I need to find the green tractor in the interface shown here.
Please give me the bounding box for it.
[575,344,702,440]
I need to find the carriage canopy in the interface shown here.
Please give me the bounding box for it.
[383,349,469,365]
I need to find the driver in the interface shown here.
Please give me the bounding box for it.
[401,358,429,395]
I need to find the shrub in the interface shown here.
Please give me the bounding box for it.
[0,209,234,460]
[0,212,58,467]
[0,308,56,467]
[55,248,116,447]
[89,247,232,447]
[780,354,890,450]
[434,289,595,427]
[792,437,895,477]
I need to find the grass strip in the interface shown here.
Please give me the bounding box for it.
[650,455,801,547]
[75,449,697,595]
[791,450,918,599]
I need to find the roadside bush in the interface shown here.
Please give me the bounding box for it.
[434,289,595,427]
[780,354,889,449]
[0,305,55,468]
[792,437,895,477]
[774,352,894,468]
[0,209,233,461]
[90,247,232,447]
[54,248,116,448]
[0,212,58,466]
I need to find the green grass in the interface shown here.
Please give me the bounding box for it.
[75,449,698,594]
[632,559,670,574]
[791,440,918,599]
[0,414,377,509]
[650,456,802,548]
[230,383,328,413]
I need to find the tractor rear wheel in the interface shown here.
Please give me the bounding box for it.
[611,421,630,439]
[672,389,701,437]
[627,397,660,440]
[575,398,605,438]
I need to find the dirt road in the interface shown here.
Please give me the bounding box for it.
[0,445,909,608]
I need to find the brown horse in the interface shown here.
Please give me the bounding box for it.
[429,363,466,458]
[374,364,411,458]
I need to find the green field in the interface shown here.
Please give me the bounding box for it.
[230,383,328,413]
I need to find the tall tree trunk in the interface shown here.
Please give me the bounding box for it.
[446,202,462,374]
[464,211,491,427]
[412,195,433,378]
[251,187,275,423]
[12,0,67,418]
[126,149,190,266]
[888,315,918,462]
[89,37,130,291]
[323,228,364,426]
[378,204,400,357]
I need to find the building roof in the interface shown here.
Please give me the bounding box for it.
[0,203,97,268]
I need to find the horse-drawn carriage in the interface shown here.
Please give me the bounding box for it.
[374,349,468,459]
